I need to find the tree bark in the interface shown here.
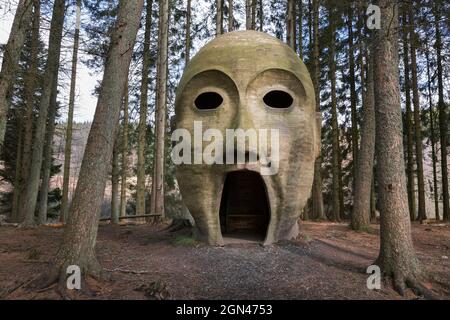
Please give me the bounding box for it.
[373,0,423,295]
[20,0,66,227]
[425,42,440,221]
[216,0,223,36]
[352,50,375,231]
[0,0,34,149]
[401,10,416,222]
[251,0,256,30]
[347,7,359,193]
[228,0,233,32]
[11,119,24,222]
[136,0,153,217]
[259,0,263,31]
[329,6,341,222]
[111,133,120,225]
[61,0,82,223]
[298,0,303,59]
[37,75,58,225]
[120,85,129,218]
[245,0,252,30]
[185,0,191,61]
[408,3,427,222]
[50,0,144,280]
[287,0,296,49]
[150,0,169,218]
[15,0,40,223]
[433,0,449,220]
[311,0,325,220]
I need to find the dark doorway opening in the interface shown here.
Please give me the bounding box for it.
[220,171,270,242]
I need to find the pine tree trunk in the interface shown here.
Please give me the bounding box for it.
[425,43,440,221]
[61,0,81,223]
[19,0,66,227]
[0,0,34,149]
[408,4,427,222]
[352,50,375,231]
[298,0,303,59]
[185,0,191,61]
[287,0,296,49]
[401,10,417,222]
[373,0,423,295]
[37,77,58,225]
[111,133,120,225]
[228,0,233,32]
[311,0,325,220]
[329,7,340,222]
[18,0,40,223]
[347,8,359,193]
[11,120,24,222]
[136,0,153,217]
[245,0,252,30]
[49,0,144,280]
[251,0,256,30]
[216,0,223,36]
[151,0,169,218]
[259,0,263,31]
[433,0,449,220]
[120,86,129,218]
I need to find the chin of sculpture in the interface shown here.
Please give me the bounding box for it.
[174,30,321,246]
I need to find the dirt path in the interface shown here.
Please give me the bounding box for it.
[0,222,449,300]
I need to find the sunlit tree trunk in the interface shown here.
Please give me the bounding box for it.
[347,7,358,193]
[120,85,129,218]
[37,77,58,225]
[20,0,66,227]
[17,0,40,221]
[111,133,120,225]
[329,6,341,222]
[151,0,169,218]
[50,0,144,280]
[433,0,449,220]
[401,10,416,222]
[0,0,34,149]
[373,0,422,295]
[311,0,325,220]
[408,3,427,222]
[61,0,82,223]
[136,0,153,217]
[425,42,440,221]
[352,49,375,231]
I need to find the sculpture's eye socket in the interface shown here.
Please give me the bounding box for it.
[195,92,223,110]
[263,90,294,109]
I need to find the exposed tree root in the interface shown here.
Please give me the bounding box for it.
[24,259,110,299]
[374,257,437,299]
[165,219,193,233]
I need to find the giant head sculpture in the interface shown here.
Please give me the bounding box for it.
[174,31,320,245]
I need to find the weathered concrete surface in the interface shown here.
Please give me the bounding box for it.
[175,31,320,245]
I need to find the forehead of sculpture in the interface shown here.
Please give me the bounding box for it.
[178,31,314,95]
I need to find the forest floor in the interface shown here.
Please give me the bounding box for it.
[0,221,449,300]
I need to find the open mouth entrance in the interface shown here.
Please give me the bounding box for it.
[219,171,270,243]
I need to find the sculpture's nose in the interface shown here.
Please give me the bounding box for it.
[227,104,259,164]
[233,104,255,130]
